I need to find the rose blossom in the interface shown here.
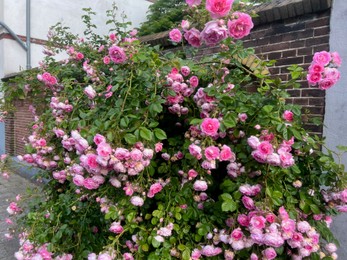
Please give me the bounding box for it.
[84,85,97,99]
[231,228,243,241]
[283,110,294,122]
[242,196,255,210]
[184,28,202,47]
[313,51,331,66]
[206,0,234,19]
[189,75,199,88]
[147,183,163,198]
[307,72,322,85]
[204,146,220,160]
[331,51,342,66]
[109,221,124,234]
[73,175,85,186]
[201,118,220,136]
[257,141,274,155]
[247,136,260,149]
[262,247,277,260]
[201,20,228,46]
[201,245,222,256]
[97,142,112,157]
[220,145,235,161]
[130,196,144,206]
[186,0,202,6]
[228,12,254,39]
[94,134,106,145]
[193,180,208,191]
[108,46,127,64]
[169,29,182,43]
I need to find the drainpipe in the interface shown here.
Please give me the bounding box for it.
[26,0,31,69]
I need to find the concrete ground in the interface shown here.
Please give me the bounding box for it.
[0,173,36,260]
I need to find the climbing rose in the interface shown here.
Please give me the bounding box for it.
[193,180,208,191]
[262,247,277,260]
[108,46,127,64]
[282,110,294,122]
[206,0,234,19]
[313,51,331,66]
[147,183,163,198]
[186,0,202,6]
[84,85,97,99]
[184,28,202,47]
[109,222,124,234]
[204,146,220,160]
[130,196,144,207]
[169,29,182,43]
[201,20,228,46]
[227,12,254,39]
[201,118,220,136]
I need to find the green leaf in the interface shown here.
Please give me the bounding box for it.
[263,105,273,113]
[151,238,161,248]
[289,128,302,140]
[190,118,203,125]
[310,204,321,214]
[177,244,186,251]
[222,201,237,212]
[154,128,167,140]
[182,249,191,260]
[223,114,237,128]
[124,133,137,144]
[140,127,153,141]
[149,103,163,114]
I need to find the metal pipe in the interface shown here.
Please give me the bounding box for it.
[0,21,27,51]
[26,0,31,69]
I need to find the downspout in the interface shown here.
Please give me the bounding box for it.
[26,0,31,69]
[0,21,27,51]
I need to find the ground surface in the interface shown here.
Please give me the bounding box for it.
[0,173,36,259]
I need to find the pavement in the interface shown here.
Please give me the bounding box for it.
[0,172,36,260]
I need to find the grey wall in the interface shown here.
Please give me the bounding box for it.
[324,0,347,258]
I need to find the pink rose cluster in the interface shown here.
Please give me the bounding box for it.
[191,207,323,259]
[37,72,58,87]
[193,88,216,118]
[66,46,84,61]
[83,60,100,82]
[307,51,342,90]
[322,188,347,213]
[108,45,127,64]
[164,67,199,116]
[171,1,253,47]
[50,97,74,122]
[248,135,295,168]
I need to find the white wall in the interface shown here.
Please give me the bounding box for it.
[324,0,347,258]
[0,0,151,78]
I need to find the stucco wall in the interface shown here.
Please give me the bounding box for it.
[324,0,347,258]
[0,0,151,78]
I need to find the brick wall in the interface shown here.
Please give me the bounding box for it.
[4,99,34,156]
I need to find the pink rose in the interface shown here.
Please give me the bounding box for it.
[282,110,294,122]
[181,20,190,30]
[186,0,202,7]
[242,196,255,210]
[73,175,85,186]
[108,46,127,64]
[238,113,248,122]
[130,148,143,161]
[309,63,324,73]
[247,136,260,149]
[201,20,228,46]
[115,148,130,160]
[279,152,295,168]
[313,51,331,66]
[340,189,347,203]
[181,66,190,76]
[97,142,112,157]
[237,214,250,227]
[206,0,234,19]
[109,222,124,234]
[189,75,199,88]
[201,118,220,136]
[103,56,110,64]
[130,196,144,206]
[193,180,208,191]
[250,215,266,229]
[94,134,106,145]
[86,154,98,169]
[83,178,99,190]
[191,249,202,260]
[266,153,281,166]
[184,28,202,47]
[251,150,267,163]
[231,228,243,241]
[220,145,235,161]
[331,51,342,67]
[155,142,163,153]
[201,245,222,256]
[204,146,220,160]
[266,213,276,223]
[189,144,202,157]
[84,85,97,99]
[262,248,277,260]
[257,141,274,155]
[169,28,182,43]
[123,253,134,260]
[188,169,198,178]
[307,72,322,85]
[227,12,254,39]
[318,78,335,90]
[324,67,341,82]
[147,183,163,198]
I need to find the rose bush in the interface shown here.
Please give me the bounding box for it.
[0,1,346,259]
